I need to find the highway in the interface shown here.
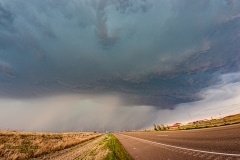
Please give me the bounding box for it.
[114,124,240,160]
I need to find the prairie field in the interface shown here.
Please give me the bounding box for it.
[0,130,101,160]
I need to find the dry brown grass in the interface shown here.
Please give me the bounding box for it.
[178,113,240,130]
[0,130,101,160]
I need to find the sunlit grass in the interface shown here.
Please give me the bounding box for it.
[0,131,101,160]
[179,113,240,130]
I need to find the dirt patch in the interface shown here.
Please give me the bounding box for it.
[34,135,108,160]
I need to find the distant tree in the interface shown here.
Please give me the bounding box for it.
[161,124,166,130]
[157,125,162,131]
[153,124,158,131]
[166,125,170,130]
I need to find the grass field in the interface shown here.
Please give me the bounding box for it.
[179,113,240,130]
[0,131,101,160]
[103,134,132,160]
[153,113,240,131]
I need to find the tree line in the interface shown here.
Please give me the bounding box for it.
[153,124,167,131]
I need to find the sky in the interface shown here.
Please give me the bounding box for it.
[0,0,240,132]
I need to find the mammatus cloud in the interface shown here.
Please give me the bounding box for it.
[0,0,240,131]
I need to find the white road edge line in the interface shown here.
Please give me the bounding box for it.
[119,134,240,157]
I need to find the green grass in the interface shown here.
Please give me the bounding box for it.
[103,134,132,160]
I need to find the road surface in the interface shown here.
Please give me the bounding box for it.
[114,124,240,160]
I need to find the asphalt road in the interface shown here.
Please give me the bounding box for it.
[114,124,240,160]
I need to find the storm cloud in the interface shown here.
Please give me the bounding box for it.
[0,0,240,131]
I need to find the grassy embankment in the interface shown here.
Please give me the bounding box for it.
[153,113,240,131]
[179,113,240,130]
[0,131,101,160]
[103,134,132,160]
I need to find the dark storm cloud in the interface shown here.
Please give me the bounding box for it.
[0,2,13,28]
[0,0,240,109]
[94,0,120,47]
[113,0,153,14]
